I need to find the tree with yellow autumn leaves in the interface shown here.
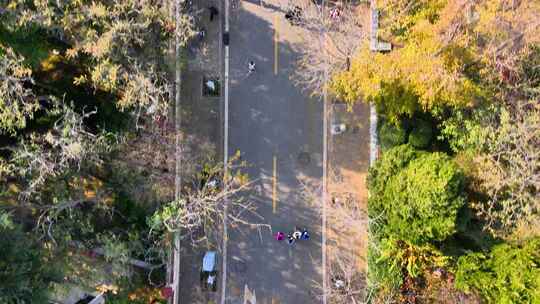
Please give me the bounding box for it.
[331,0,540,121]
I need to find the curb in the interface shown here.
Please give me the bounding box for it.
[369,103,378,166]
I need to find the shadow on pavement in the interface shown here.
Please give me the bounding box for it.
[225,1,324,303]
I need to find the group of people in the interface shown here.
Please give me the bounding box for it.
[275,227,310,245]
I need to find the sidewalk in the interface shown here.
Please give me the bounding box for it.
[327,101,370,300]
[182,0,222,149]
[177,1,223,303]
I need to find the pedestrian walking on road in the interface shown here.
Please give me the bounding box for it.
[275,231,285,241]
[287,234,295,245]
[301,228,310,240]
[208,6,218,22]
[247,61,256,75]
[197,28,206,40]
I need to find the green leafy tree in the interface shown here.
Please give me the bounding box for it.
[379,120,407,151]
[369,145,466,244]
[374,81,420,123]
[368,144,419,201]
[439,103,496,153]
[0,212,56,303]
[455,238,540,304]
[408,118,433,149]
[441,99,539,238]
[11,101,117,196]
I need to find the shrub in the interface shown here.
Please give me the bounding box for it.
[368,144,418,211]
[369,146,466,244]
[455,238,540,304]
[408,118,433,149]
[368,235,403,292]
[379,121,407,151]
[377,238,449,279]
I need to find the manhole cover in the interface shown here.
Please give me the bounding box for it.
[297,152,311,166]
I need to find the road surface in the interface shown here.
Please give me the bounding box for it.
[224,1,324,303]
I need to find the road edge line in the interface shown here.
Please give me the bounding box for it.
[221,0,230,303]
[172,0,183,303]
[322,2,328,304]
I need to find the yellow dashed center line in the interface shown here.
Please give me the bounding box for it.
[273,155,277,213]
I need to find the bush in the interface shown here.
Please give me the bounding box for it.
[408,118,433,149]
[368,144,418,207]
[369,145,466,244]
[377,238,449,279]
[368,234,403,293]
[379,121,407,151]
[455,238,540,304]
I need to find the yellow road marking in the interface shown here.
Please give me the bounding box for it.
[274,14,279,75]
[273,155,277,213]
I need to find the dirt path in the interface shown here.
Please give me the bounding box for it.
[327,101,370,301]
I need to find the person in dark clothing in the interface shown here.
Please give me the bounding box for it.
[285,11,294,23]
[300,228,310,240]
[209,6,218,22]
[285,6,302,25]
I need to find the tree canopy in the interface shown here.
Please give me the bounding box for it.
[0,44,40,133]
[455,238,540,304]
[0,1,197,300]
[369,145,466,244]
[360,1,539,302]
[330,0,540,121]
[1,0,194,120]
[0,212,56,303]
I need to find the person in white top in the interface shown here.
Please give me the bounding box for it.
[248,61,256,75]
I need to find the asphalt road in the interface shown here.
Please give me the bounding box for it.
[224,1,324,303]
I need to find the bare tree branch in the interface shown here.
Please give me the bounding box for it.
[298,168,368,304]
[291,1,368,96]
